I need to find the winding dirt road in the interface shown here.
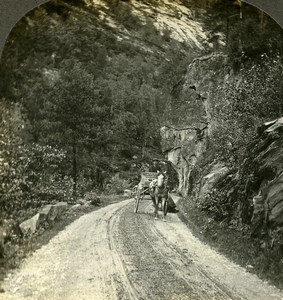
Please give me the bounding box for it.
[1,197,283,300]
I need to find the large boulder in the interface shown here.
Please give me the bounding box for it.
[70,204,81,210]
[76,198,87,205]
[0,220,22,257]
[20,202,68,236]
[47,202,68,222]
[238,117,283,236]
[19,213,44,236]
[123,189,133,197]
[255,127,283,230]
[265,173,283,228]
[39,202,68,223]
[0,226,6,258]
[39,205,52,219]
[199,163,229,199]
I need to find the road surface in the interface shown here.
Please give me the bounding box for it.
[1,197,283,300]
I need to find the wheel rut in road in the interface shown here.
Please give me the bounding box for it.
[112,200,241,300]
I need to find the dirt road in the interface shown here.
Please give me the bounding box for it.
[1,197,283,300]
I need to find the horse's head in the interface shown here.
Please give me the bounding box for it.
[157,173,166,188]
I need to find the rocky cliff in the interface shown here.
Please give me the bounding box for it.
[88,0,210,49]
[239,118,283,236]
[161,51,283,242]
[161,52,229,196]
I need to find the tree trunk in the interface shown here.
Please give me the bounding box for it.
[142,136,147,158]
[226,12,229,46]
[260,10,264,32]
[96,167,103,190]
[72,143,77,198]
[239,3,243,52]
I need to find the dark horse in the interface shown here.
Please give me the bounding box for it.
[149,172,169,221]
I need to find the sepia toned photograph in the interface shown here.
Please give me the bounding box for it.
[0,0,283,299]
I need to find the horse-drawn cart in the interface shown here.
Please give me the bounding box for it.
[134,172,156,213]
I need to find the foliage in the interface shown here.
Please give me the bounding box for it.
[197,186,235,221]
[0,101,73,220]
[226,14,283,69]
[0,101,26,219]
[201,0,283,69]
[104,174,130,195]
[84,191,101,206]
[199,54,283,229]
[22,144,73,204]
[209,55,283,166]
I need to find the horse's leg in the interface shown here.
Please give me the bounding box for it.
[161,191,168,221]
[161,196,166,221]
[154,193,159,219]
[150,190,158,219]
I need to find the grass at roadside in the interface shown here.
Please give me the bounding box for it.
[178,197,283,290]
[0,194,130,290]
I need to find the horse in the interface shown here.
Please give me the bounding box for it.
[149,172,169,221]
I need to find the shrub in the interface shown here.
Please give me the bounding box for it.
[84,191,101,206]
[197,189,231,221]
[0,102,73,219]
[104,173,130,195]
[210,55,283,166]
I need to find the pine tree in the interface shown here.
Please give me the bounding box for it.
[39,62,110,196]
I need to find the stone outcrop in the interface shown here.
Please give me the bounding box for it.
[123,189,133,197]
[0,220,23,257]
[19,202,68,236]
[199,163,229,200]
[239,118,283,234]
[45,202,68,223]
[163,60,283,235]
[161,125,208,195]
[0,221,13,258]
[161,53,229,196]
[20,213,45,236]
[160,50,283,239]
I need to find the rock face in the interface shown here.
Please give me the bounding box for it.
[161,125,208,195]
[199,164,229,200]
[90,0,209,50]
[239,118,283,234]
[19,213,44,236]
[160,50,283,234]
[161,53,228,196]
[160,51,283,237]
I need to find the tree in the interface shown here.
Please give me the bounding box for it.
[38,62,110,197]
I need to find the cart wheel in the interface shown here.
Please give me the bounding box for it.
[162,198,168,217]
[134,195,141,213]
